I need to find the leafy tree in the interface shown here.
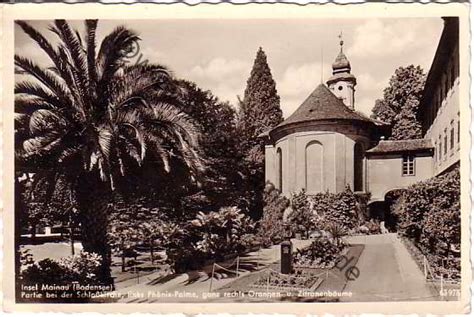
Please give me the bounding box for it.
[237,47,283,218]
[171,80,242,211]
[15,20,204,285]
[371,65,425,140]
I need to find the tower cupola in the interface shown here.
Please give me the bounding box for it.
[327,34,357,109]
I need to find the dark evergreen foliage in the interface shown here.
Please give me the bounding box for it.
[237,47,284,219]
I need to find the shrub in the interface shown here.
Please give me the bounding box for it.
[258,182,290,247]
[313,186,359,230]
[293,237,346,268]
[163,206,257,272]
[394,166,460,279]
[288,189,315,237]
[21,251,102,285]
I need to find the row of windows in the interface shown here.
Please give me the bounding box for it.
[425,51,459,130]
[434,119,460,164]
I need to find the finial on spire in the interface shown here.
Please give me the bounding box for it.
[338,31,344,52]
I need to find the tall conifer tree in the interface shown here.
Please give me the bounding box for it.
[237,47,283,219]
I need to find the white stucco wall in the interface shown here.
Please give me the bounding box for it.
[367,154,433,202]
[265,130,370,196]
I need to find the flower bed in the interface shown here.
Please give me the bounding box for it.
[251,269,323,291]
[293,238,347,269]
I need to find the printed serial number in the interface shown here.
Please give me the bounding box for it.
[439,289,461,297]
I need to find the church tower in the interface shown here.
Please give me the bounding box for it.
[327,35,357,109]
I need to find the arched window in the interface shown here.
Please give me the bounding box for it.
[276,148,283,191]
[305,141,323,193]
[354,142,364,192]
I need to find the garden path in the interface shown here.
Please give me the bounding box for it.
[113,239,312,303]
[341,233,437,301]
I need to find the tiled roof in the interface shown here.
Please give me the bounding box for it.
[366,139,434,154]
[275,84,377,128]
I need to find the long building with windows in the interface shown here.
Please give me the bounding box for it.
[261,17,459,222]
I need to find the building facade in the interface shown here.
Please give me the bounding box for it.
[262,17,459,213]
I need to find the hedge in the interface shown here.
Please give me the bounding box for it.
[394,166,460,280]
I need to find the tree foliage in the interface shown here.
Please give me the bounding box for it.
[311,186,360,231]
[258,182,290,247]
[371,65,425,140]
[15,20,204,284]
[287,189,315,237]
[170,80,242,211]
[394,166,460,279]
[237,47,283,219]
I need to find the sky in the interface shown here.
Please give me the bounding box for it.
[15,18,443,117]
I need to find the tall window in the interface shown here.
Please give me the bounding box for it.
[402,155,415,176]
[277,148,283,191]
[354,143,364,192]
[305,141,323,193]
[450,123,455,150]
[439,137,442,161]
[444,131,448,155]
[434,141,437,162]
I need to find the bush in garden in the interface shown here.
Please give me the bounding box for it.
[21,258,70,285]
[394,166,460,279]
[163,206,256,272]
[309,186,360,232]
[293,237,346,268]
[59,251,103,283]
[161,222,203,273]
[258,182,290,247]
[288,189,315,237]
[21,251,102,285]
[191,206,256,255]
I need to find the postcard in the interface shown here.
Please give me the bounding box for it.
[1,2,471,314]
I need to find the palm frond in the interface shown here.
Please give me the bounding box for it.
[97,126,113,160]
[15,96,55,114]
[52,20,89,91]
[15,21,60,66]
[96,26,140,83]
[15,81,64,109]
[85,20,99,91]
[143,103,200,147]
[14,55,73,106]
[29,109,66,135]
[16,21,77,97]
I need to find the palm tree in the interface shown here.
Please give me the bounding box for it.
[15,20,204,285]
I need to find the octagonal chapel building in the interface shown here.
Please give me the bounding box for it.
[261,41,389,196]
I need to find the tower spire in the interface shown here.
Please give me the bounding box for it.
[326,32,357,110]
[338,31,344,53]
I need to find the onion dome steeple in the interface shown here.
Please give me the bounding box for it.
[332,37,351,74]
[327,33,357,109]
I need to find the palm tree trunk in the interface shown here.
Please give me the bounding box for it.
[75,178,113,287]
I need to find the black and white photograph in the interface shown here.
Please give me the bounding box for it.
[2,3,470,314]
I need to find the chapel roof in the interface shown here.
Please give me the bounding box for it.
[366,139,434,154]
[275,84,378,128]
